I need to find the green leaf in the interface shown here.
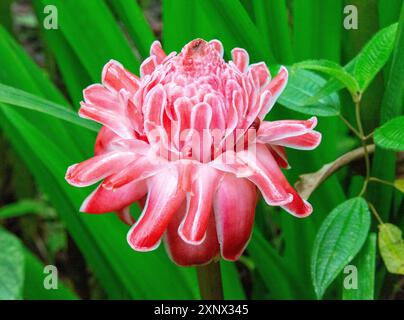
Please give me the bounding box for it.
[0,228,25,299]
[293,59,360,95]
[106,0,156,59]
[394,179,404,193]
[353,23,398,91]
[23,249,78,300]
[38,0,140,79]
[0,83,99,132]
[247,227,299,299]
[0,200,47,219]
[374,116,404,151]
[342,233,376,300]
[311,197,371,299]
[378,223,404,275]
[278,68,341,117]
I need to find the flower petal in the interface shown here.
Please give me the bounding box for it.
[231,48,249,73]
[258,117,318,142]
[65,151,137,187]
[164,203,220,266]
[214,174,257,260]
[102,156,165,190]
[80,180,147,214]
[234,146,293,206]
[127,170,186,251]
[140,56,158,78]
[179,166,221,244]
[272,131,322,150]
[268,145,289,169]
[209,39,224,57]
[150,40,167,64]
[258,66,288,119]
[102,60,140,93]
[79,102,135,139]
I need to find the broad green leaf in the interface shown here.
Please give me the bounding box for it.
[378,223,404,275]
[0,228,25,300]
[374,116,404,151]
[0,83,99,132]
[394,179,404,193]
[311,197,371,299]
[353,23,398,91]
[303,23,398,105]
[0,200,47,219]
[278,68,341,117]
[293,60,360,95]
[342,233,376,300]
[23,249,78,300]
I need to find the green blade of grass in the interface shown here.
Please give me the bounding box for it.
[0,83,99,132]
[252,0,294,64]
[38,0,139,80]
[106,0,156,59]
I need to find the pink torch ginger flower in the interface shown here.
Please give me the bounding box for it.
[65,39,321,266]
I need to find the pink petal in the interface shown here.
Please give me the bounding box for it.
[264,66,288,101]
[282,189,313,217]
[164,203,220,266]
[140,56,158,78]
[80,180,147,214]
[65,151,137,187]
[83,84,120,110]
[150,41,167,64]
[127,170,186,251]
[272,131,322,150]
[179,166,221,244]
[204,93,226,131]
[102,156,164,190]
[214,174,257,260]
[102,60,140,93]
[79,102,135,139]
[248,62,270,88]
[209,39,224,57]
[144,84,166,132]
[268,145,289,169]
[257,90,274,119]
[189,102,213,162]
[233,145,293,206]
[94,126,120,155]
[231,48,249,73]
[254,144,312,217]
[258,117,318,142]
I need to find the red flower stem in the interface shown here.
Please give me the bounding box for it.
[196,261,224,300]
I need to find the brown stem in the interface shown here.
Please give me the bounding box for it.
[295,144,375,199]
[196,260,224,300]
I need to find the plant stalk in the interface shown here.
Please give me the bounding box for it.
[196,260,224,300]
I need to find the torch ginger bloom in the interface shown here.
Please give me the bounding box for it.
[65,39,321,266]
